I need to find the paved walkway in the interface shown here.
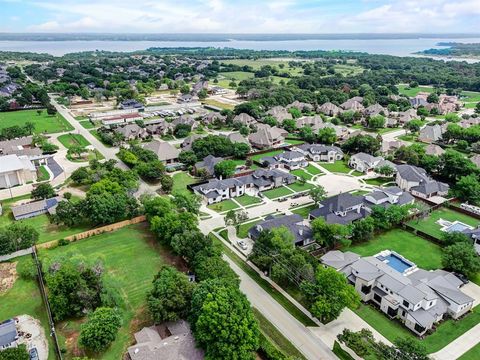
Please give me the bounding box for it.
[431,323,480,360]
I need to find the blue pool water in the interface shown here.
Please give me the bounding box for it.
[445,222,471,233]
[384,254,412,273]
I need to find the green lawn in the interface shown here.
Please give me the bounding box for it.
[220,59,305,76]
[207,199,239,212]
[407,207,479,241]
[250,150,284,163]
[464,102,479,109]
[461,90,480,103]
[171,171,197,196]
[291,204,316,219]
[262,186,294,199]
[350,190,371,196]
[354,304,480,354]
[201,99,235,110]
[285,139,304,145]
[459,343,480,360]
[291,169,313,180]
[318,160,351,173]
[346,229,443,270]
[79,120,95,129]
[364,177,394,186]
[57,133,91,149]
[218,71,255,88]
[237,219,263,238]
[305,164,323,175]
[235,194,262,207]
[37,165,50,182]
[39,224,179,360]
[288,182,315,193]
[0,256,56,360]
[0,110,73,134]
[396,85,434,97]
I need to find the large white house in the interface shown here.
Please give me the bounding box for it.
[294,144,343,163]
[0,154,37,189]
[348,153,395,173]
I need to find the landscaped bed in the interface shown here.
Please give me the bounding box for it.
[262,186,294,199]
[0,109,73,134]
[346,229,443,270]
[407,207,479,241]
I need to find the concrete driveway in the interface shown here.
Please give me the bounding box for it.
[313,173,365,196]
[461,282,480,307]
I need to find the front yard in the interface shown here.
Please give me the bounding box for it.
[407,207,479,241]
[237,218,263,238]
[287,182,315,193]
[235,194,262,207]
[57,133,91,149]
[291,204,316,219]
[262,186,294,199]
[207,199,239,212]
[318,160,351,173]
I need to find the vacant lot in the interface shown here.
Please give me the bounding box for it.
[57,133,91,149]
[407,207,479,241]
[39,223,185,360]
[346,229,443,270]
[0,110,73,134]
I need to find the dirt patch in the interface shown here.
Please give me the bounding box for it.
[0,261,18,294]
[17,315,49,360]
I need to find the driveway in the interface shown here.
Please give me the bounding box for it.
[17,315,49,360]
[313,173,366,196]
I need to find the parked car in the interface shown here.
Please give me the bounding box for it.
[237,240,248,250]
[29,348,39,360]
[278,197,287,202]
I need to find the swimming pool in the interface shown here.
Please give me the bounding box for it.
[383,254,412,273]
[444,222,473,233]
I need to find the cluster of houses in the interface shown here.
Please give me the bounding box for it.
[0,65,21,100]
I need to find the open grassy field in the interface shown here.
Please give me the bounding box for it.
[201,98,235,110]
[262,186,294,199]
[0,256,56,360]
[396,85,434,97]
[346,229,443,270]
[354,304,480,354]
[407,207,479,241]
[461,91,480,103]
[57,133,91,149]
[38,223,185,360]
[220,59,305,76]
[0,110,73,134]
[318,160,351,173]
[171,171,197,195]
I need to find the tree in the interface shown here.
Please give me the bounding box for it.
[288,107,302,119]
[342,135,380,155]
[194,255,240,285]
[450,174,480,205]
[180,84,190,95]
[68,145,87,159]
[394,338,429,360]
[190,281,259,360]
[282,119,297,133]
[198,89,208,100]
[405,119,423,133]
[52,200,83,227]
[71,167,90,184]
[214,160,237,178]
[442,231,471,246]
[171,230,217,264]
[427,93,439,103]
[351,217,376,244]
[445,113,460,123]
[79,307,122,352]
[232,143,250,159]
[311,218,350,248]
[31,183,56,199]
[147,266,195,322]
[178,150,198,166]
[375,164,395,177]
[317,127,337,145]
[442,242,480,277]
[438,150,478,182]
[174,124,192,138]
[475,102,480,115]
[301,266,360,323]
[417,107,429,118]
[367,115,385,129]
[172,192,201,214]
[135,160,165,181]
[160,175,173,193]
[309,186,327,205]
[0,344,29,360]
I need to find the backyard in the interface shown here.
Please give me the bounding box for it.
[38,223,185,360]
[0,109,73,134]
[171,171,198,195]
[407,207,479,241]
[396,85,434,97]
[250,149,284,163]
[345,229,443,270]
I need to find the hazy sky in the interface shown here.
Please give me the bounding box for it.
[1,0,479,34]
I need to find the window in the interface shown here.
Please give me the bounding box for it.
[403,300,410,308]
[414,323,426,334]
[373,293,382,303]
[361,285,372,295]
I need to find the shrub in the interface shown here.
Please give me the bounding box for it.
[79,307,122,352]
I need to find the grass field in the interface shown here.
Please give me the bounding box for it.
[39,224,184,360]
[291,169,313,180]
[285,139,304,145]
[262,186,294,199]
[237,219,263,238]
[397,85,434,97]
[364,177,394,186]
[37,165,50,182]
[235,194,262,207]
[458,343,480,360]
[291,204,316,219]
[220,59,305,76]
[57,133,91,149]
[354,304,480,354]
[305,164,323,175]
[207,199,239,212]
[318,160,351,173]
[460,91,480,103]
[288,182,315,193]
[0,256,56,360]
[171,171,197,195]
[464,102,479,109]
[0,110,73,134]
[407,207,479,241]
[201,99,235,110]
[346,229,443,270]
[250,150,284,162]
[79,120,95,129]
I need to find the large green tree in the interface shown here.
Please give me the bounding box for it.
[442,242,480,277]
[79,307,122,352]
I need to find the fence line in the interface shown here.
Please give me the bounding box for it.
[32,247,63,360]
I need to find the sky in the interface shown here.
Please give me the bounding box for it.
[1,0,480,34]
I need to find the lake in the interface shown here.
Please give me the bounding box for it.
[1,37,480,62]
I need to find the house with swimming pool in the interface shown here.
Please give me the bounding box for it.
[321,250,474,336]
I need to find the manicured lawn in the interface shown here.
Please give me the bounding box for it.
[288,182,315,193]
[305,164,323,175]
[464,102,479,109]
[407,207,479,241]
[350,190,371,196]
[171,171,197,196]
[0,256,56,360]
[250,150,284,163]
[318,160,351,173]
[291,204,316,219]
[351,170,364,177]
[39,224,185,360]
[207,199,239,212]
[201,99,234,110]
[237,219,263,238]
[354,304,480,353]
[262,186,294,199]
[291,169,313,180]
[0,109,73,134]
[220,59,304,76]
[461,90,480,103]
[57,133,91,149]
[37,165,50,181]
[396,85,434,97]
[459,343,480,360]
[235,194,262,207]
[90,129,112,147]
[364,177,394,186]
[285,138,304,145]
[79,120,95,129]
[346,229,443,270]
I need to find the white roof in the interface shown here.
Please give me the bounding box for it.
[0,154,34,173]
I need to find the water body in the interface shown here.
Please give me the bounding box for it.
[1,37,480,62]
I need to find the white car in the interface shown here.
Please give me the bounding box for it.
[237,240,248,250]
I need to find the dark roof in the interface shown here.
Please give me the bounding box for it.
[0,319,17,347]
[248,214,312,245]
[194,155,223,175]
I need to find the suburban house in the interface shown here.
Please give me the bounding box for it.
[172,115,198,130]
[321,250,474,336]
[145,119,173,136]
[248,126,285,149]
[341,98,364,112]
[192,169,295,204]
[348,153,396,173]
[418,124,444,143]
[424,144,445,156]
[248,214,314,246]
[127,320,203,360]
[100,112,143,126]
[294,144,343,162]
[201,112,226,126]
[318,102,342,116]
[396,164,449,199]
[365,104,388,117]
[309,193,369,225]
[178,94,193,103]
[260,151,308,170]
[209,86,228,95]
[267,106,292,124]
[0,136,49,164]
[143,140,180,164]
[295,116,324,132]
[398,109,418,124]
[287,100,314,112]
[363,186,415,208]
[409,93,429,108]
[459,117,480,129]
[181,135,204,151]
[0,154,37,188]
[114,124,148,141]
[381,140,405,154]
[194,155,223,177]
[0,319,18,350]
[119,99,144,111]
[11,196,60,220]
[233,113,257,127]
[321,123,350,140]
